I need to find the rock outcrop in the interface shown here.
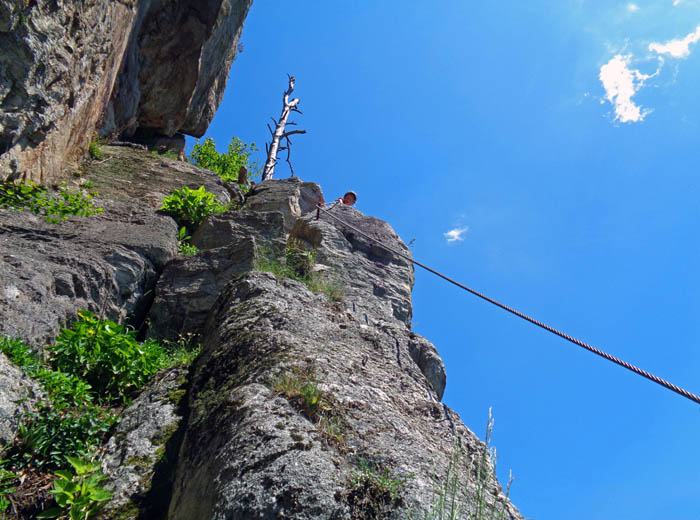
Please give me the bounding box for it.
[0,145,230,346]
[0,0,252,183]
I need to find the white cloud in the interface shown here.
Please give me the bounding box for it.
[649,25,700,58]
[627,3,640,12]
[673,0,682,6]
[599,54,653,123]
[443,227,468,244]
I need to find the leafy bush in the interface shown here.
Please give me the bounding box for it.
[0,181,102,223]
[0,312,200,474]
[190,136,259,185]
[47,310,168,404]
[159,185,228,232]
[1,337,118,469]
[37,456,112,520]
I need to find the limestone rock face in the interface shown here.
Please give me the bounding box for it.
[0,0,137,183]
[0,0,253,183]
[0,145,522,518]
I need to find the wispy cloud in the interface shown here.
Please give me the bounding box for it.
[599,55,654,123]
[627,3,640,12]
[673,0,682,6]
[649,25,700,58]
[443,227,468,244]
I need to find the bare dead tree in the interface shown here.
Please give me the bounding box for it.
[262,74,306,181]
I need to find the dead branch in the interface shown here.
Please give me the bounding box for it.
[261,74,306,181]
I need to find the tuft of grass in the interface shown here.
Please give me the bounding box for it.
[255,241,344,302]
[345,457,413,519]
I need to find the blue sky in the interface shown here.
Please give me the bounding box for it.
[193,2,700,518]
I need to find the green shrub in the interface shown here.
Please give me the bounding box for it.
[1,337,118,470]
[0,181,102,223]
[37,456,112,519]
[47,310,168,404]
[190,136,259,186]
[160,185,227,232]
[19,401,117,470]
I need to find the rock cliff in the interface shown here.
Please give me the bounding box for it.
[0,148,522,519]
[0,4,523,519]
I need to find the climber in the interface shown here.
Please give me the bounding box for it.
[337,190,357,206]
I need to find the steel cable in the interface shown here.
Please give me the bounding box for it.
[316,204,700,406]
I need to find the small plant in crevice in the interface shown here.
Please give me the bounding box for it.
[272,365,329,422]
[271,365,348,449]
[36,456,112,520]
[177,226,199,256]
[345,457,413,519]
[151,149,179,160]
[159,185,229,233]
[0,181,102,223]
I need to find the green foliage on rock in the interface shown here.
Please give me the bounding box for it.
[36,456,112,520]
[0,463,17,515]
[159,185,228,232]
[0,181,102,223]
[47,310,169,404]
[190,136,259,185]
[0,311,199,477]
[88,140,103,160]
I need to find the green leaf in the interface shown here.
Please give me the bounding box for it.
[36,507,64,518]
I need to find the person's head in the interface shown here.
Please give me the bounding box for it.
[343,191,357,205]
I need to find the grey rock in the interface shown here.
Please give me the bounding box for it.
[167,272,521,519]
[148,210,287,341]
[291,204,415,325]
[0,0,253,184]
[0,145,230,347]
[0,0,138,183]
[103,0,254,139]
[100,366,189,520]
[244,178,325,232]
[0,352,42,455]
